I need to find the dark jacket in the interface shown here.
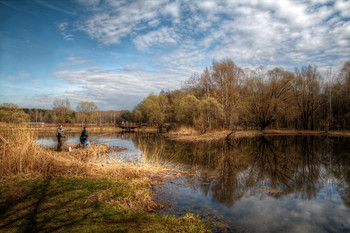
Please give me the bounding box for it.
[80,129,88,143]
[56,128,64,139]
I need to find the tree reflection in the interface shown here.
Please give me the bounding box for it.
[132,135,350,208]
[318,136,350,207]
[210,145,249,207]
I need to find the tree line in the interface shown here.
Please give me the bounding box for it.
[0,101,129,124]
[131,59,350,132]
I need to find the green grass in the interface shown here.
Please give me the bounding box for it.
[0,176,210,233]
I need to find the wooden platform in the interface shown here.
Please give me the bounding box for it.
[116,123,141,132]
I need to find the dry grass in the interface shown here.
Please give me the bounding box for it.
[0,126,178,180]
[0,127,112,177]
[167,125,199,136]
[167,128,261,142]
[165,128,350,142]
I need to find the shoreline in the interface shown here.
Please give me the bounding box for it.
[164,129,350,142]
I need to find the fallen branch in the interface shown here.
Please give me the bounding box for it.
[226,130,236,146]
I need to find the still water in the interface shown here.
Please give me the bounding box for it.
[37,134,350,232]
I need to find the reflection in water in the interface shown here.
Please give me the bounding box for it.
[133,135,350,232]
[134,136,350,205]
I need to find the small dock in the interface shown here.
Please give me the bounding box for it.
[116,122,142,132]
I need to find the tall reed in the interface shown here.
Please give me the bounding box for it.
[0,126,113,177]
[0,126,180,179]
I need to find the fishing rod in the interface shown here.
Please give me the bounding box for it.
[89,131,121,139]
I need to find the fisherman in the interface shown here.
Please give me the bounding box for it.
[80,126,88,149]
[56,125,65,151]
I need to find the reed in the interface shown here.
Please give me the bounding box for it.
[0,126,183,179]
[0,126,54,177]
[168,125,198,135]
[132,137,184,177]
[0,126,130,177]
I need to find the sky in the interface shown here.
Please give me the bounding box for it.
[0,0,349,111]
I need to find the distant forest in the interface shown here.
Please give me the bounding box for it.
[1,59,349,131]
[21,108,128,125]
[0,101,129,125]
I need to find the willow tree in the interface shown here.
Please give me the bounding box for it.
[330,61,350,129]
[340,61,350,129]
[76,101,99,123]
[0,103,30,123]
[53,98,72,123]
[175,94,201,125]
[182,59,244,129]
[293,65,322,130]
[132,109,143,122]
[246,67,294,131]
[137,93,167,123]
[194,97,224,133]
[210,59,244,129]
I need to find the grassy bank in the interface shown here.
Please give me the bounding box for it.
[164,126,350,142]
[0,176,208,232]
[0,126,210,232]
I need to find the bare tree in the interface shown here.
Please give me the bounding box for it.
[211,59,244,129]
[246,67,294,131]
[76,101,99,123]
[293,65,322,129]
[53,98,72,123]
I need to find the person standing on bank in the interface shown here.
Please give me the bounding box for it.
[56,125,65,151]
[80,126,88,149]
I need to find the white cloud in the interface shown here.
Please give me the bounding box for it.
[75,0,100,7]
[163,1,180,19]
[133,27,179,50]
[335,0,350,18]
[76,0,349,72]
[58,56,88,67]
[197,1,217,12]
[78,0,169,45]
[35,0,77,15]
[6,71,30,81]
[52,67,186,110]
[57,22,73,41]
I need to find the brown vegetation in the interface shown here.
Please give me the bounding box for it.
[132,60,350,133]
[163,125,350,142]
[0,126,174,180]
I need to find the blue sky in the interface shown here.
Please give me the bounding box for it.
[0,0,349,111]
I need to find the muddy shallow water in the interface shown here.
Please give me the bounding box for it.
[37,133,350,232]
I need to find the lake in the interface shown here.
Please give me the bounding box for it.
[37,133,350,233]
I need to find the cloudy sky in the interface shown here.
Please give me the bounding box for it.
[0,0,349,110]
